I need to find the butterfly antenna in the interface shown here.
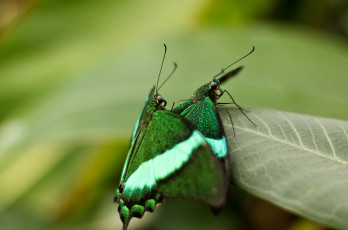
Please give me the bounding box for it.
[213,46,255,80]
[158,62,177,91]
[156,44,167,95]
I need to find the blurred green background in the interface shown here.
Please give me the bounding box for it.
[0,0,347,229]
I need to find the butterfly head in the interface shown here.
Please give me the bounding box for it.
[193,79,222,102]
[209,79,220,90]
[196,66,243,101]
[154,93,167,108]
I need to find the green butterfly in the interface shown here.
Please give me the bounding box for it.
[172,47,255,187]
[114,46,226,230]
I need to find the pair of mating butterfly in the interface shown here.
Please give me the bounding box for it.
[114,45,255,230]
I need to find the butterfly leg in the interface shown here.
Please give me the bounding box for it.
[224,106,236,136]
[216,102,256,128]
[216,87,225,99]
[221,90,249,112]
[221,90,256,126]
[216,104,236,136]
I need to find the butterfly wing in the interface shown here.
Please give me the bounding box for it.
[173,96,231,211]
[176,97,228,158]
[115,88,225,229]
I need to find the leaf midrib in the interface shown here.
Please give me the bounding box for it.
[229,124,348,166]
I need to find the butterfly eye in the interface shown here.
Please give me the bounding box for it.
[210,81,218,90]
[156,95,167,107]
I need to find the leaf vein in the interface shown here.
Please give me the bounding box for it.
[304,119,319,153]
[315,118,338,160]
[278,112,304,147]
[339,122,348,143]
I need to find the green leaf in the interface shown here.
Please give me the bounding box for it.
[220,107,348,229]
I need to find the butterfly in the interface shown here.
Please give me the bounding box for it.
[114,45,226,230]
[172,47,255,191]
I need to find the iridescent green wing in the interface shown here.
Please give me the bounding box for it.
[115,88,225,230]
[174,97,227,158]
